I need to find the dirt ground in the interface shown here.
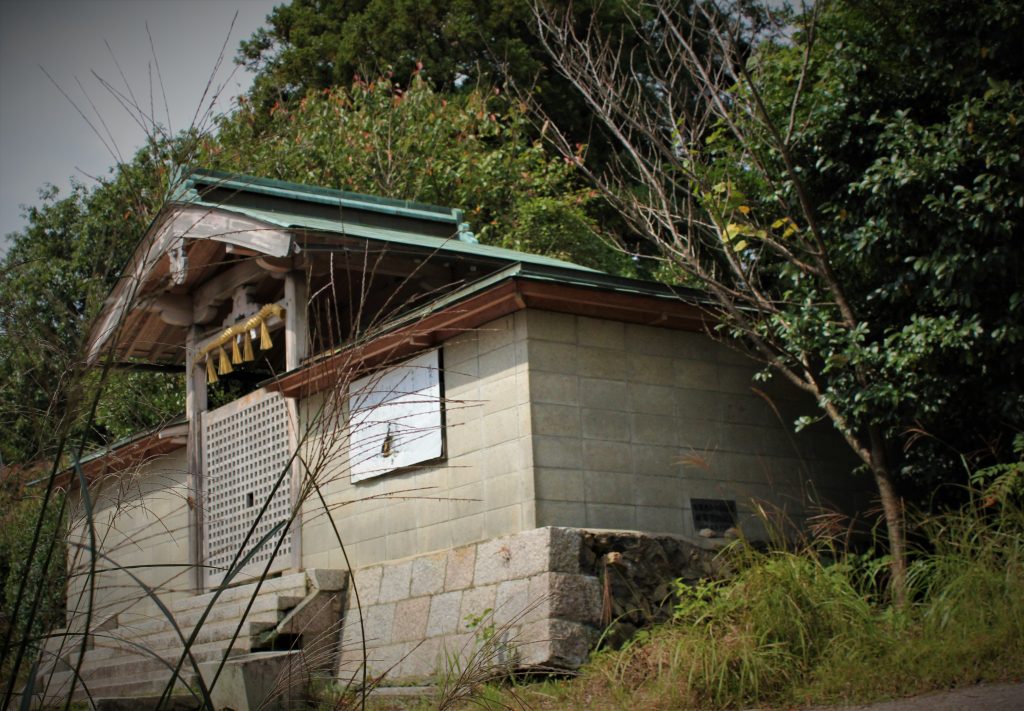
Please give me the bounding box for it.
[809,682,1024,710]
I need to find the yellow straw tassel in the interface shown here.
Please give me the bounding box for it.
[242,333,255,362]
[260,320,273,350]
[231,336,242,365]
[206,356,218,384]
[218,347,233,375]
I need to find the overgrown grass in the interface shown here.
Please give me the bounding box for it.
[500,500,1024,710]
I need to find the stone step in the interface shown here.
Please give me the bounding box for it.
[172,573,310,613]
[121,593,301,638]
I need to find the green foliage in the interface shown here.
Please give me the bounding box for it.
[0,482,66,677]
[506,502,1024,710]
[704,0,1024,493]
[236,0,635,152]
[206,76,632,273]
[0,139,191,463]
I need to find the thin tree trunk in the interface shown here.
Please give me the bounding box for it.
[869,425,907,607]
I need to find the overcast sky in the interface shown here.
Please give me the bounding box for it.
[0,0,280,254]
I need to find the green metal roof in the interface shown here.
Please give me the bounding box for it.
[172,169,601,274]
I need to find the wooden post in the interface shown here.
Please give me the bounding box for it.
[185,325,208,592]
[284,270,308,371]
[283,271,308,572]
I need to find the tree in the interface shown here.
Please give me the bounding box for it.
[204,74,632,273]
[531,0,1024,603]
[0,141,191,464]
[236,0,637,155]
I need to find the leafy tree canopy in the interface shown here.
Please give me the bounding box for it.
[722,0,1024,492]
[0,142,188,464]
[236,0,636,149]
[204,75,632,273]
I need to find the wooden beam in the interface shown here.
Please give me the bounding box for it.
[191,260,266,324]
[185,326,207,593]
[150,295,193,327]
[284,272,309,371]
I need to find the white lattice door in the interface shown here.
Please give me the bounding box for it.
[202,388,295,588]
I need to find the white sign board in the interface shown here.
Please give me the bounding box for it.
[348,349,443,482]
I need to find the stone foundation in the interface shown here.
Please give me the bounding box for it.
[337,526,718,682]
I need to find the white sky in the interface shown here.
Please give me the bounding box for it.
[0,0,280,254]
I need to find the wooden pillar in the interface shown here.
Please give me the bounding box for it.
[284,270,308,371]
[283,271,308,572]
[185,325,208,592]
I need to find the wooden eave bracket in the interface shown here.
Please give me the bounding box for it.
[86,204,298,361]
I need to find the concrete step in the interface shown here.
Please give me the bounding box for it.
[172,573,309,613]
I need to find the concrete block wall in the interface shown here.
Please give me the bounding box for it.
[65,447,193,627]
[525,310,867,539]
[298,312,536,572]
[337,527,600,681]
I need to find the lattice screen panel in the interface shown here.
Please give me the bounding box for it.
[203,389,292,587]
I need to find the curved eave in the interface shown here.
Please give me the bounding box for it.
[85,203,294,364]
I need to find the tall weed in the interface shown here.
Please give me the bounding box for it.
[514,500,1024,710]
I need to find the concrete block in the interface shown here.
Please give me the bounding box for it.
[474,536,515,586]
[636,505,685,535]
[378,561,413,603]
[494,578,530,625]
[450,482,484,519]
[460,583,498,623]
[419,522,453,554]
[586,503,637,530]
[582,440,632,473]
[532,436,583,469]
[508,527,553,579]
[631,413,679,446]
[351,566,383,606]
[634,474,685,508]
[547,527,583,574]
[583,471,636,505]
[578,377,627,410]
[484,504,522,539]
[483,407,519,447]
[392,596,431,642]
[426,591,463,637]
[516,618,594,669]
[527,310,577,343]
[449,513,484,547]
[673,360,720,391]
[479,343,517,378]
[410,552,447,597]
[628,383,676,416]
[366,640,418,677]
[535,468,584,502]
[528,572,603,625]
[443,334,479,368]
[575,346,621,379]
[485,474,522,508]
[385,529,419,561]
[397,636,443,679]
[528,341,578,374]
[199,651,304,711]
[626,353,675,385]
[532,402,582,438]
[577,317,625,350]
[480,374,518,416]
[530,371,579,406]
[482,439,524,478]
[534,500,586,529]
[478,315,515,353]
[445,545,476,591]
[581,409,630,442]
[362,602,396,646]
